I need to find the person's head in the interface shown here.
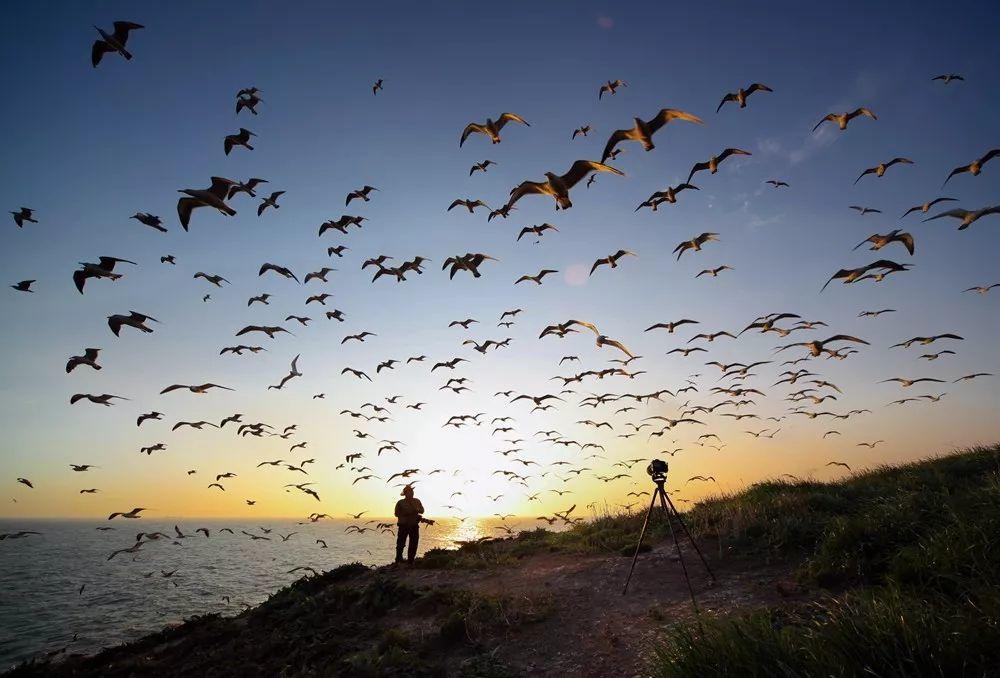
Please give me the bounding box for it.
[401,484,414,498]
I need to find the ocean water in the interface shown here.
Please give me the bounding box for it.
[0,516,540,669]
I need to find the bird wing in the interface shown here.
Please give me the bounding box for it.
[812,114,837,132]
[942,166,968,186]
[91,40,115,67]
[602,338,635,358]
[73,270,88,294]
[716,93,736,113]
[600,129,630,163]
[560,160,623,189]
[855,168,876,184]
[686,162,710,183]
[208,177,237,200]
[978,148,1000,164]
[112,22,143,43]
[99,256,137,269]
[176,197,198,231]
[495,112,529,129]
[852,235,876,250]
[459,123,485,147]
[566,319,600,336]
[718,148,751,162]
[923,208,968,222]
[825,334,869,346]
[849,107,877,121]
[506,181,547,208]
[648,108,704,134]
[896,232,915,255]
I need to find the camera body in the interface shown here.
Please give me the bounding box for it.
[646,459,669,481]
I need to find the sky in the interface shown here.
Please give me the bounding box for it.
[0,0,998,520]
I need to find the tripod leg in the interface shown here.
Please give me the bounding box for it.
[622,489,659,595]
[659,486,699,611]
[663,494,716,582]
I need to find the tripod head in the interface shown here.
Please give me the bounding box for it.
[646,458,669,485]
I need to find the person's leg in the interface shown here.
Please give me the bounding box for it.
[395,525,406,562]
[407,525,419,563]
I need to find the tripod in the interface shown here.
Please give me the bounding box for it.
[622,473,716,608]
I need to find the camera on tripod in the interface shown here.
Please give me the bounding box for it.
[646,459,668,481]
[623,457,716,602]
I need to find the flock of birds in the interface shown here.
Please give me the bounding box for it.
[2,21,998,603]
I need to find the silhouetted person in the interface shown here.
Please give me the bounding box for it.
[394,484,432,563]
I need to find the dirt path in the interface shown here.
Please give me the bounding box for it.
[393,541,801,677]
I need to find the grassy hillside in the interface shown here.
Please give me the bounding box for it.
[656,444,1000,677]
[7,562,540,677]
[420,444,1000,675]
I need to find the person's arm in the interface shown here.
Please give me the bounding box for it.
[394,500,402,518]
[415,500,434,524]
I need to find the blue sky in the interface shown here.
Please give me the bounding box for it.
[0,0,998,518]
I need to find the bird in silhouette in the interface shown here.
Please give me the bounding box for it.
[236,91,263,116]
[259,263,299,282]
[600,108,703,162]
[91,21,143,67]
[507,160,623,210]
[717,83,773,112]
[460,112,530,146]
[923,206,999,230]
[635,183,699,211]
[177,177,238,230]
[516,269,559,285]
[73,256,137,294]
[10,207,37,228]
[673,233,719,260]
[813,107,876,131]
[855,157,913,184]
[346,186,378,205]
[590,250,636,275]
[228,177,269,199]
[160,383,234,395]
[108,507,146,520]
[598,79,628,99]
[853,230,914,256]
[517,223,559,242]
[776,335,869,357]
[447,199,489,213]
[108,311,158,336]
[131,212,166,232]
[193,272,229,287]
[686,148,751,183]
[469,160,496,175]
[224,128,256,155]
[257,191,285,216]
[66,348,101,373]
[943,150,998,186]
[900,197,956,218]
